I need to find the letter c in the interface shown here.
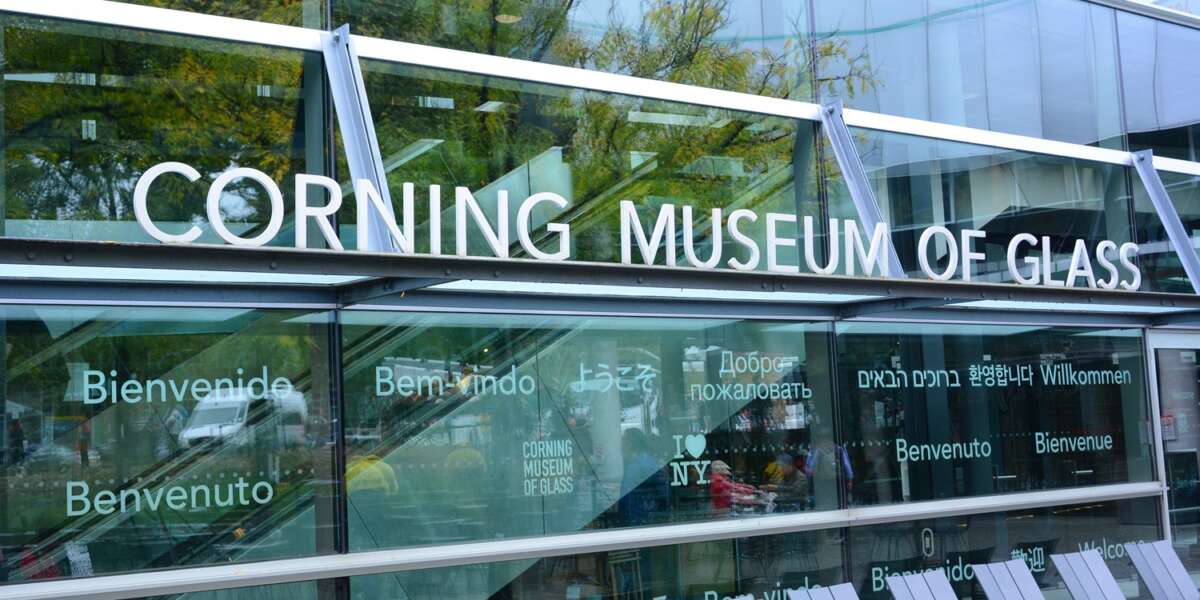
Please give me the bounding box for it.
[133,162,203,243]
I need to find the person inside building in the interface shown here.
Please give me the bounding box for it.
[762,453,807,512]
[708,460,756,516]
[618,428,668,526]
[6,418,24,466]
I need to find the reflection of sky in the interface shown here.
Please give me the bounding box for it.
[564,0,806,50]
[219,190,257,220]
[806,0,1200,143]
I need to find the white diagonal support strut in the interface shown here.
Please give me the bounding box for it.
[1131,149,1200,294]
[818,100,906,278]
[322,24,398,252]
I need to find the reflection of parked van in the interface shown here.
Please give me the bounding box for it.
[179,389,307,449]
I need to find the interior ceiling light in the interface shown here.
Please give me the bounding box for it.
[475,100,507,112]
[495,14,522,24]
[627,111,711,127]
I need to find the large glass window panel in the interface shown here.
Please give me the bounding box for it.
[1120,3,1200,294]
[832,127,1137,286]
[1154,347,1200,581]
[351,528,845,599]
[1120,3,1200,293]
[812,0,1125,147]
[344,61,825,272]
[341,311,837,551]
[0,14,328,246]
[1133,170,1200,294]
[848,496,1161,599]
[333,1,814,99]
[0,306,337,582]
[118,1,325,27]
[837,323,1152,507]
[1119,10,1200,160]
[347,496,1159,599]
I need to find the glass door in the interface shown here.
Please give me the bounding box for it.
[1149,331,1200,579]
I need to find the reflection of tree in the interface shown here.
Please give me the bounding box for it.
[345,0,875,100]
[121,0,311,26]
[4,2,878,256]
[356,0,875,266]
[3,16,312,235]
[3,309,320,578]
[594,0,766,88]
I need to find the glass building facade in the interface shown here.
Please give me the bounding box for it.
[4,1,1200,599]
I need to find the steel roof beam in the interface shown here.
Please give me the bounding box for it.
[0,238,1198,310]
[337,276,452,306]
[835,297,954,319]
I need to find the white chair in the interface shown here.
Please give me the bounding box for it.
[786,583,859,600]
[1049,549,1125,600]
[1124,540,1199,600]
[972,559,1045,599]
[885,569,957,600]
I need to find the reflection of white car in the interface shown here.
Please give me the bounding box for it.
[178,389,306,448]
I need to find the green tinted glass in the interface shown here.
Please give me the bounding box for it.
[832,127,1137,286]
[341,311,837,550]
[341,61,826,272]
[1,14,327,246]
[352,528,845,599]
[837,322,1152,507]
[0,306,337,581]
[118,1,323,27]
[333,1,814,99]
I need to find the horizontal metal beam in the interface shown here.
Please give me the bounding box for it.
[0,275,1182,330]
[0,481,1161,600]
[862,306,1158,329]
[1088,0,1200,33]
[836,297,953,319]
[354,289,840,321]
[338,276,452,306]
[0,0,323,51]
[0,279,335,308]
[389,291,1173,328]
[1,238,1198,311]
[1151,309,1200,327]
